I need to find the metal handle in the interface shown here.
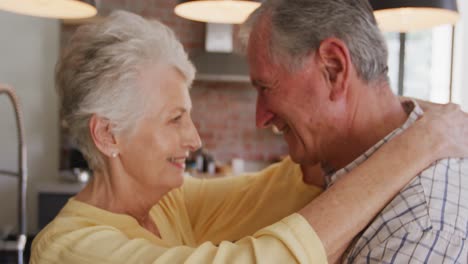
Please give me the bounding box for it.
[0,84,28,249]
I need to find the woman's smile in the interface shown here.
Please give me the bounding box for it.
[167,157,187,170]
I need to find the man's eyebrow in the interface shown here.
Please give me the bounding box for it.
[252,79,280,90]
[170,107,188,113]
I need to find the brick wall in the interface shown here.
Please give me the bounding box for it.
[191,81,288,162]
[61,0,288,164]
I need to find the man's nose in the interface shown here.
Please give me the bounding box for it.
[255,97,274,128]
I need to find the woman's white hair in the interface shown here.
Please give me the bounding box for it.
[56,10,195,170]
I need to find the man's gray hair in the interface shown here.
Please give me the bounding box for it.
[241,0,388,83]
[56,10,195,170]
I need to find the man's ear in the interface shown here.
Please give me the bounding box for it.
[317,37,351,101]
[89,114,118,158]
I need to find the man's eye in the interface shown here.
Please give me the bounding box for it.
[259,86,268,92]
[172,115,182,122]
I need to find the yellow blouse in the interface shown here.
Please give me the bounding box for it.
[31,157,326,263]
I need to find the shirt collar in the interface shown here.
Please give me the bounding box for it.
[324,100,424,188]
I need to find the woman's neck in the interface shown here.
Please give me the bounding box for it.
[75,164,167,237]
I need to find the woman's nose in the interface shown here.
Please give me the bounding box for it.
[185,118,202,152]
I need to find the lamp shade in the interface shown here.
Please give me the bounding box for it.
[0,0,97,19]
[175,0,261,24]
[370,0,460,32]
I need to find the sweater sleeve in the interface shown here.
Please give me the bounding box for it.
[183,157,323,244]
[30,214,327,264]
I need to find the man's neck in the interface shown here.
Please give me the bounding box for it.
[323,82,408,173]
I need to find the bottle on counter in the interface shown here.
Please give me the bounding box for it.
[187,148,217,176]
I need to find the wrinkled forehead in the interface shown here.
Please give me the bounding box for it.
[248,14,273,53]
[247,17,278,70]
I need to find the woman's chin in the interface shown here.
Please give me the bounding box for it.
[158,172,185,190]
[172,172,185,188]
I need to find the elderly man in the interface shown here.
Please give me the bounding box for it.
[243,0,468,263]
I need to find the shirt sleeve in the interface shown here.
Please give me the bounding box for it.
[30,214,327,264]
[347,229,467,263]
[182,157,323,243]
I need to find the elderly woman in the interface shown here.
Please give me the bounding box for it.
[31,11,468,263]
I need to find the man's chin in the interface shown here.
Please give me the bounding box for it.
[289,149,320,166]
[285,139,307,164]
[289,151,305,164]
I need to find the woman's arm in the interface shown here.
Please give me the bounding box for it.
[299,103,468,263]
[183,157,322,243]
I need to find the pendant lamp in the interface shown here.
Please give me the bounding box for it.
[369,0,460,32]
[175,0,261,24]
[0,0,97,19]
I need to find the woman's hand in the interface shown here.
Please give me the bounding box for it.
[412,99,468,158]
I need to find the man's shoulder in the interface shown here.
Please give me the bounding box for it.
[419,157,468,176]
[417,157,468,189]
[414,157,468,238]
[362,157,468,238]
[417,157,468,205]
[343,158,468,262]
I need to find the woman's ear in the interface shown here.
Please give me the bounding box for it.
[89,114,118,158]
[317,37,352,101]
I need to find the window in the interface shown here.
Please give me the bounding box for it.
[385,25,455,103]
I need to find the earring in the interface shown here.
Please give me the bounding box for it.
[111,152,118,158]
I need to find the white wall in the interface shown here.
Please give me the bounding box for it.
[457,0,468,111]
[0,10,60,234]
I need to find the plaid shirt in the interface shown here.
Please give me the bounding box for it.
[325,101,468,263]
